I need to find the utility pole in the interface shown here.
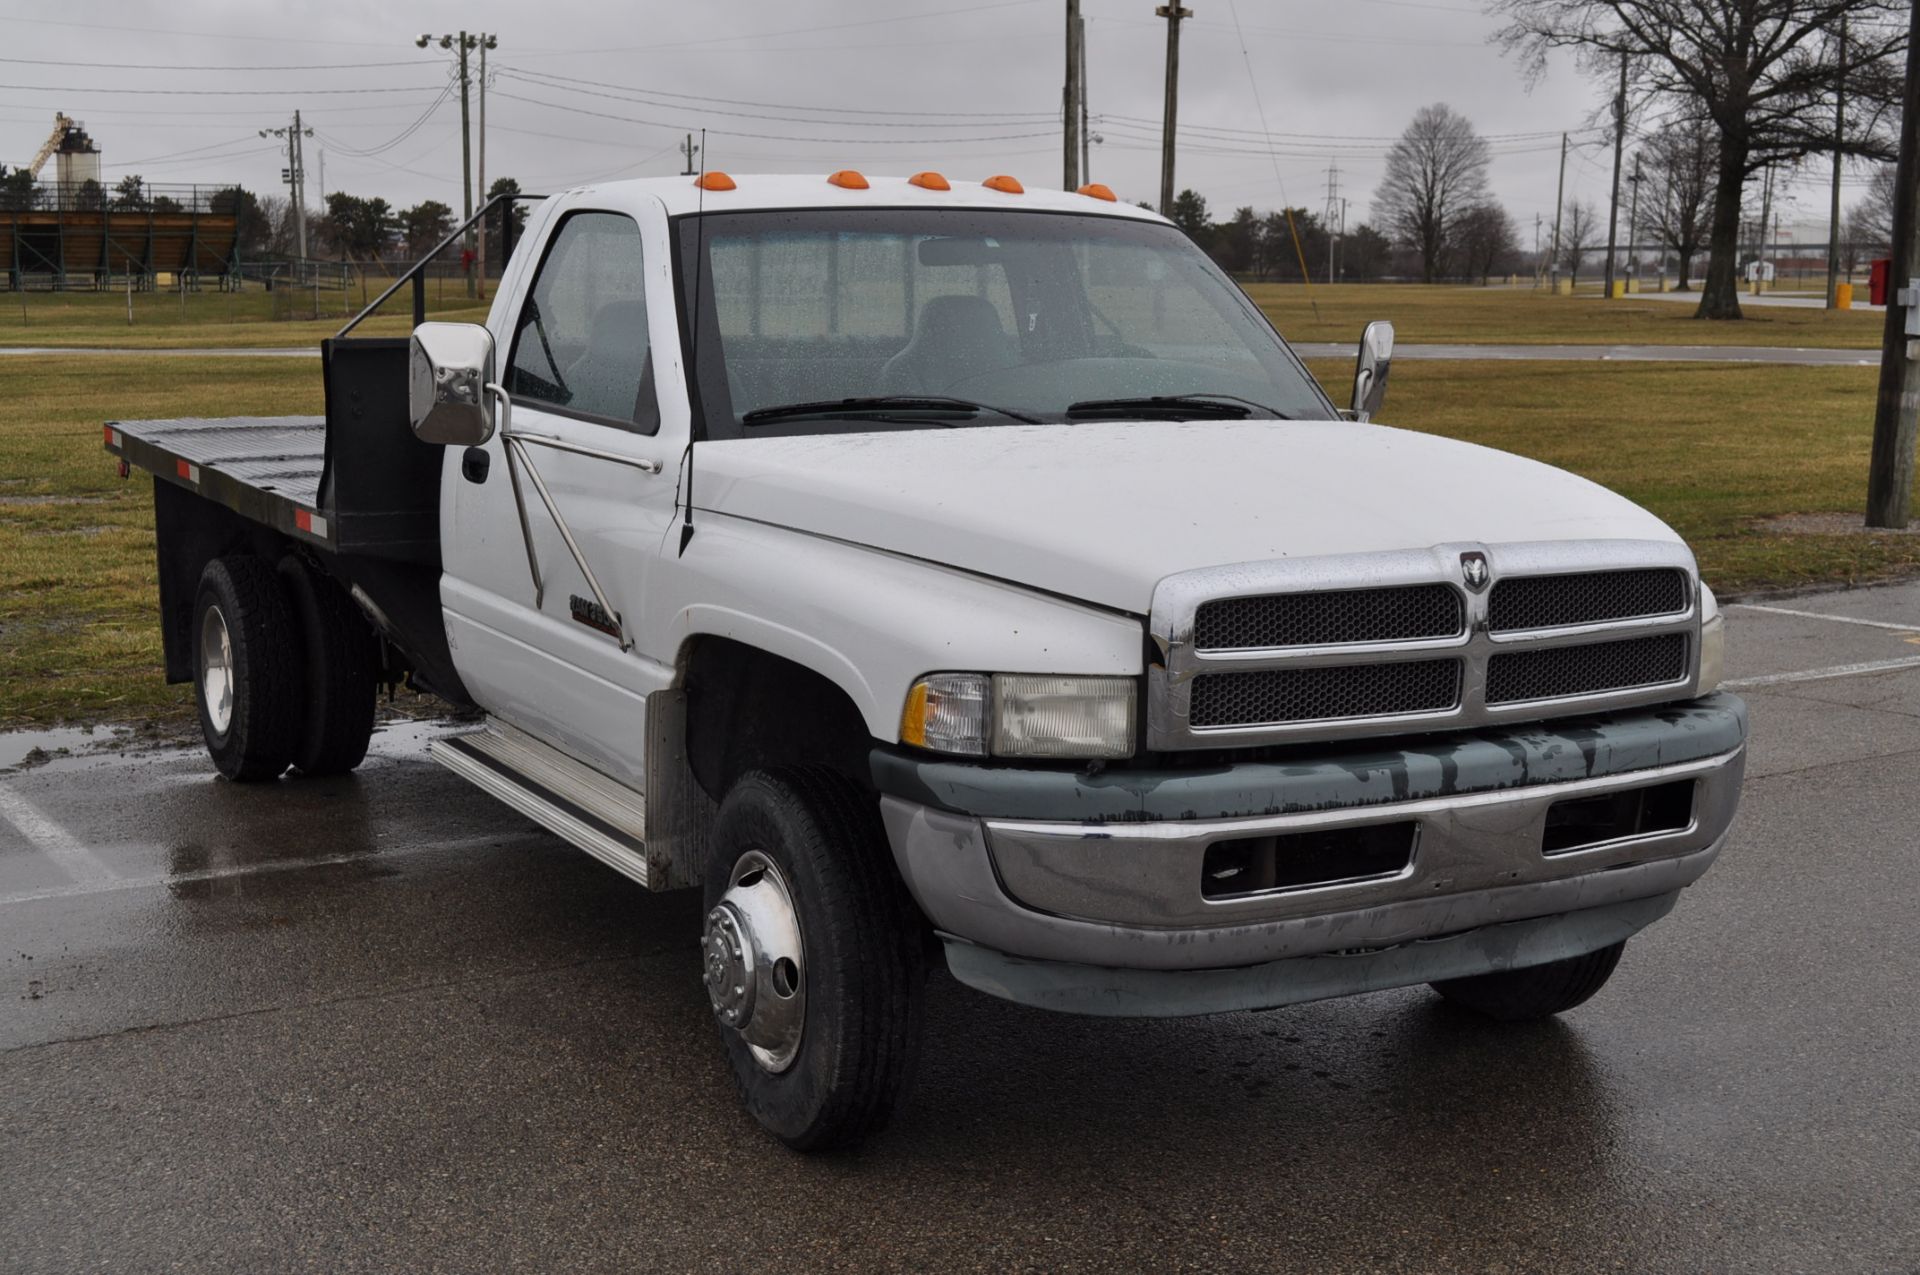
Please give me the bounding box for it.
[1078,14,1090,183]
[419,31,479,297]
[1550,131,1568,292]
[317,148,325,211]
[1866,0,1920,527]
[1063,0,1081,190]
[1754,165,1774,297]
[680,135,700,176]
[1603,51,1627,299]
[1156,2,1191,217]
[476,34,495,300]
[1626,155,1643,293]
[259,111,314,259]
[1323,161,1341,285]
[1827,16,1849,308]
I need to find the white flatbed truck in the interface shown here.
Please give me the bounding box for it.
[107,173,1746,1150]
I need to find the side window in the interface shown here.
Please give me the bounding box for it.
[507,211,659,433]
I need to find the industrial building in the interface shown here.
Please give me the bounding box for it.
[2,113,240,290]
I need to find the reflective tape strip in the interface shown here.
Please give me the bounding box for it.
[175,459,199,483]
[295,508,328,538]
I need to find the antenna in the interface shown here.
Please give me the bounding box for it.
[679,127,707,557]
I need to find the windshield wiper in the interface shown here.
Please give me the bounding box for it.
[742,395,1039,426]
[1065,393,1290,420]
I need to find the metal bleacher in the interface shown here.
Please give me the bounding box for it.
[1,181,240,290]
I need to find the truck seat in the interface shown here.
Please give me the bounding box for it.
[879,295,1017,395]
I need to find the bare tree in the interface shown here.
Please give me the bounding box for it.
[1561,200,1602,286]
[1492,0,1908,320]
[1849,162,1896,253]
[1371,103,1493,283]
[1456,203,1520,283]
[1637,119,1716,291]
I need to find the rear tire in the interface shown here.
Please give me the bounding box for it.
[192,555,301,782]
[277,554,378,776]
[1429,940,1628,1022]
[701,767,926,1152]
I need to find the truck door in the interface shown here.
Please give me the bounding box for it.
[439,198,682,787]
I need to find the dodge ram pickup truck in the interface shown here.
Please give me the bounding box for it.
[107,171,1746,1151]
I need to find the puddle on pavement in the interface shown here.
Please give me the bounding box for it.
[0,724,135,771]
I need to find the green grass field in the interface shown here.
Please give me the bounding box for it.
[0,284,491,348]
[0,353,1913,727]
[2,280,1886,352]
[1253,283,1884,349]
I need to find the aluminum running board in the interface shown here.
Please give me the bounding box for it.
[431,718,653,888]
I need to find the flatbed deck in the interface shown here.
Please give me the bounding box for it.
[106,415,335,548]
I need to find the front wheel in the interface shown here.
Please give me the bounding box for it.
[701,768,926,1152]
[1429,940,1627,1022]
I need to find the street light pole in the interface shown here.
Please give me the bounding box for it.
[417,31,486,299]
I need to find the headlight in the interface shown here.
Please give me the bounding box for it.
[901,673,1136,760]
[1698,584,1724,694]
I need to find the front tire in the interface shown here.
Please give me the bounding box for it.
[1429,940,1627,1022]
[701,768,926,1152]
[192,555,301,782]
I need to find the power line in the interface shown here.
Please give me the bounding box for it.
[509,0,1038,59]
[0,82,445,97]
[490,88,1059,146]
[0,54,437,71]
[497,65,1057,120]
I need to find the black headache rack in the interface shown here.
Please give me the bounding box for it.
[105,193,546,707]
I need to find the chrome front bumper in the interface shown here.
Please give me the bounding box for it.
[874,694,1747,1007]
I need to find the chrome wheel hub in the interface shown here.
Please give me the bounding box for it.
[198,604,235,737]
[703,851,806,1073]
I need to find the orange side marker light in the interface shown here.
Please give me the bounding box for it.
[982,174,1024,195]
[908,171,951,191]
[827,170,869,189]
[1077,182,1117,202]
[694,171,736,191]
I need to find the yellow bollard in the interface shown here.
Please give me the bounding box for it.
[1835,282,1853,310]
[1610,280,1626,299]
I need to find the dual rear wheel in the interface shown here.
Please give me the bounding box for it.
[191,553,379,782]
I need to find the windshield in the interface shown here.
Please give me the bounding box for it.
[676,208,1334,438]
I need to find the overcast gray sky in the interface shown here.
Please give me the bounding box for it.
[0,0,1866,242]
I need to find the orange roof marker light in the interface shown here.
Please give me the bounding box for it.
[694,171,736,191]
[908,171,951,191]
[1077,182,1117,202]
[982,174,1024,195]
[827,169,869,190]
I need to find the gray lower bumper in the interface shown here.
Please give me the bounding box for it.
[876,695,1746,997]
[943,891,1679,1018]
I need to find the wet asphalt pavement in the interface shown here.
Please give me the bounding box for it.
[3,584,1919,1273]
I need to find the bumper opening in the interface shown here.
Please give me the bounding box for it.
[1201,821,1417,898]
[1542,778,1695,855]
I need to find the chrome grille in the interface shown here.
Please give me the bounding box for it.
[1489,568,1688,633]
[1190,660,1461,728]
[1485,633,1689,704]
[1194,584,1463,650]
[1149,541,1702,750]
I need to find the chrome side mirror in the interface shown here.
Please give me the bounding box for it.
[1349,320,1394,422]
[408,321,498,446]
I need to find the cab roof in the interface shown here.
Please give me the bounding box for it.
[560,171,1172,222]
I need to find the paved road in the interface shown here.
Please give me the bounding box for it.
[2,342,1882,366]
[3,583,1919,1272]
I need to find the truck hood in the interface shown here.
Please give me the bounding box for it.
[692,420,1680,614]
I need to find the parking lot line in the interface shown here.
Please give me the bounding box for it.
[1733,603,1920,633]
[1724,655,1920,690]
[0,783,118,887]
